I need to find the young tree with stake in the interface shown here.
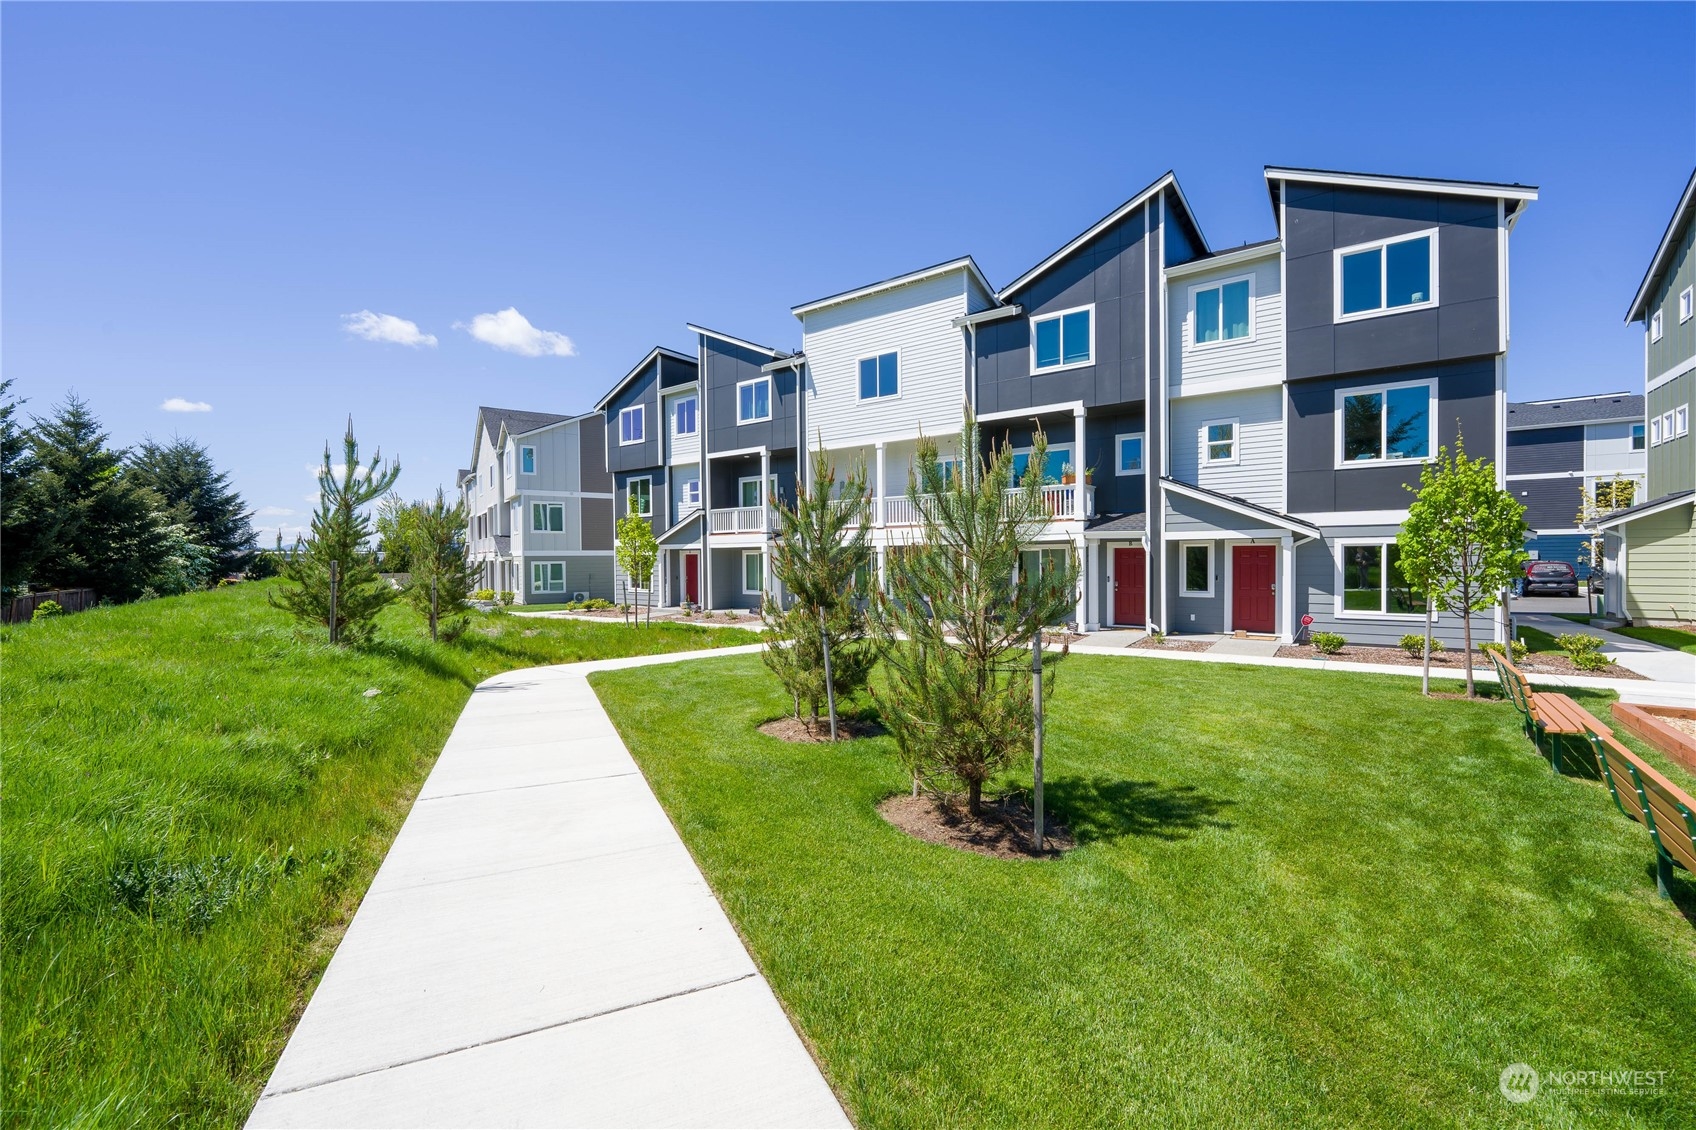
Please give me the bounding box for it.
[614,498,659,626]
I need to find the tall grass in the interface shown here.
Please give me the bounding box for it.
[1,581,754,1126]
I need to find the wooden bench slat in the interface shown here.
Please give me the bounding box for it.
[1592,732,1696,895]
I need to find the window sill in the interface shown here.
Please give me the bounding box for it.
[856,393,902,404]
[1334,299,1437,325]
[1333,610,1429,621]
[1188,334,1257,351]
[1334,455,1435,470]
[736,416,773,426]
[619,438,645,446]
[1032,358,1094,376]
[1179,590,1215,599]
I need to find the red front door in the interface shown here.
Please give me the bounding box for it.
[1113,548,1146,626]
[683,552,699,605]
[1232,545,1276,634]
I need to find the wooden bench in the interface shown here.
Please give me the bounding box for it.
[1487,650,1611,774]
[1585,729,1696,899]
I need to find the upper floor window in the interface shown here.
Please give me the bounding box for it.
[620,405,645,445]
[737,377,772,424]
[1115,433,1144,476]
[1338,381,1432,466]
[1650,310,1664,342]
[673,396,697,437]
[1676,405,1691,440]
[679,477,701,510]
[1681,286,1694,324]
[1203,420,1237,465]
[1632,422,1646,451]
[739,475,777,508]
[1651,415,1663,445]
[1011,445,1073,483]
[1335,230,1436,321]
[486,465,494,488]
[858,352,899,400]
[1192,278,1252,345]
[520,446,536,474]
[531,502,563,532]
[627,476,652,517]
[1031,305,1093,371]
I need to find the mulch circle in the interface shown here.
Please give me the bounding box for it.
[878,792,1074,860]
[757,716,884,743]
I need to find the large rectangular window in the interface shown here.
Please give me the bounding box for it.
[1339,382,1432,465]
[741,550,764,595]
[531,561,565,593]
[739,475,777,508]
[857,352,899,400]
[673,396,697,436]
[1339,543,1426,617]
[737,378,772,424]
[1192,278,1252,345]
[619,405,645,445]
[520,446,536,474]
[1031,305,1093,371]
[627,477,651,517]
[1181,543,1213,597]
[1115,433,1144,476]
[1336,230,1436,320]
[531,502,564,532]
[1011,445,1073,483]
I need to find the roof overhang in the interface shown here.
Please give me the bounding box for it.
[761,354,805,373]
[1264,166,1539,232]
[685,323,787,358]
[951,305,1022,329]
[997,172,1197,302]
[1163,239,1282,279]
[1161,477,1323,541]
[655,511,704,547]
[1626,168,1696,323]
[791,256,994,318]
[1591,490,1694,530]
[978,399,1084,425]
[593,346,698,411]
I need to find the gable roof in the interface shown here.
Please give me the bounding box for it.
[592,346,698,412]
[790,256,995,318]
[686,323,792,358]
[478,407,570,447]
[1161,477,1322,540]
[1626,167,1696,323]
[1507,393,1644,430]
[997,172,1206,302]
[1264,166,1538,231]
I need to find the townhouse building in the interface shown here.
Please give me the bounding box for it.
[1504,393,1645,576]
[1597,168,1696,624]
[461,406,615,603]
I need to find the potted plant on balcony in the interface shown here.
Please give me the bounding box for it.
[1059,461,1076,485]
[1082,464,1095,485]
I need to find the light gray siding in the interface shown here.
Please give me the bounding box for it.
[1295,526,1494,648]
[1169,252,1283,395]
[1169,386,1285,509]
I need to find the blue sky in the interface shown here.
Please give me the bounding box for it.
[4,2,1692,542]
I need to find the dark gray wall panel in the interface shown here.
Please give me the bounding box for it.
[605,359,662,474]
[658,355,698,390]
[703,338,798,455]
[579,420,612,493]
[1513,477,1583,531]
[1505,426,1583,475]
[706,452,798,512]
[581,498,614,551]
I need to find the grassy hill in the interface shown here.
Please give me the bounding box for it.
[0,581,755,1127]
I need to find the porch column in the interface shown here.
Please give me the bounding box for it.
[874,443,886,528]
[1280,534,1295,643]
[877,543,888,591]
[1082,538,1100,631]
[1072,406,1086,519]
[1074,534,1089,629]
[760,448,772,602]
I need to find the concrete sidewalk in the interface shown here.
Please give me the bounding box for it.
[247,644,847,1130]
[1514,613,1696,686]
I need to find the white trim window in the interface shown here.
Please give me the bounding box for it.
[1180,542,1213,597]
[1115,433,1145,476]
[1651,414,1664,446]
[1632,422,1646,451]
[1650,310,1664,342]
[1030,304,1094,372]
[1680,286,1694,324]
[1337,541,1427,618]
[1334,229,1438,321]
[1677,404,1690,438]
[520,446,536,474]
[1337,380,1433,466]
[857,351,899,400]
[741,550,764,596]
[673,396,697,437]
[1202,419,1238,465]
[737,377,772,424]
[738,475,777,508]
[1010,445,1074,483]
[619,405,646,445]
[530,502,564,532]
[679,476,701,511]
[627,476,652,517]
[531,561,566,593]
[1191,276,1253,346]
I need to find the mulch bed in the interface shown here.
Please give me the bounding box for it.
[758,716,885,743]
[878,793,1074,859]
[1132,637,1212,653]
[1274,644,1646,679]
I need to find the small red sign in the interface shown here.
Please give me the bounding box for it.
[1300,614,1314,626]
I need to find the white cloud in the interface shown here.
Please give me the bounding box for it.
[342,309,437,348]
[456,307,577,357]
[161,397,212,413]
[255,506,295,517]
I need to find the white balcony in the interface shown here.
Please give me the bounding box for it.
[708,506,776,535]
[880,483,1093,527]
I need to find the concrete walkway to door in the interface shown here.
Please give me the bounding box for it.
[246,644,848,1130]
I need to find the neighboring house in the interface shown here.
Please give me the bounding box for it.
[1505,392,1646,576]
[1597,168,1696,624]
[461,406,615,603]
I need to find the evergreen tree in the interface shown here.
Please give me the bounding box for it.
[379,489,478,641]
[1398,432,1527,697]
[27,395,169,603]
[0,381,49,602]
[870,412,1078,815]
[761,447,876,734]
[128,436,258,577]
[271,420,401,644]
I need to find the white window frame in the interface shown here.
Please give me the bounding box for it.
[531,561,565,594]
[679,476,701,511]
[1677,404,1690,438]
[741,549,764,596]
[1631,422,1646,451]
[627,475,652,517]
[1201,418,1239,466]
[1650,310,1664,342]
[738,474,776,508]
[519,445,536,474]
[1115,432,1145,476]
[1333,378,1436,469]
[1028,302,1096,374]
[1179,542,1214,598]
[673,395,698,437]
[736,377,772,424]
[1680,286,1694,324]
[619,404,646,446]
[855,350,901,402]
[531,502,564,532]
[1334,539,1426,620]
[1651,415,1663,446]
[1188,274,1256,348]
[1010,444,1075,483]
[1332,227,1440,323]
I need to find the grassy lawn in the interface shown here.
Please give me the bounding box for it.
[1614,626,1696,655]
[1516,624,1564,654]
[1,580,755,1127]
[593,654,1696,1129]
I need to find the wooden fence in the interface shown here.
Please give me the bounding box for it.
[4,588,99,623]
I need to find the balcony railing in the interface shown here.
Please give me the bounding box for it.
[708,506,775,534]
[880,484,1094,526]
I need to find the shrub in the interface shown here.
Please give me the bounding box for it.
[1310,631,1346,655]
[473,589,495,602]
[1148,629,1166,645]
[1484,639,1530,664]
[1400,633,1445,657]
[498,591,514,606]
[1571,650,1615,672]
[1555,633,1603,658]
[31,599,64,621]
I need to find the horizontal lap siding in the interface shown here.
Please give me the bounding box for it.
[1513,477,1583,531]
[1625,504,1695,622]
[1505,426,1583,475]
[1169,386,1285,510]
[1296,527,1493,648]
[1169,254,1283,394]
